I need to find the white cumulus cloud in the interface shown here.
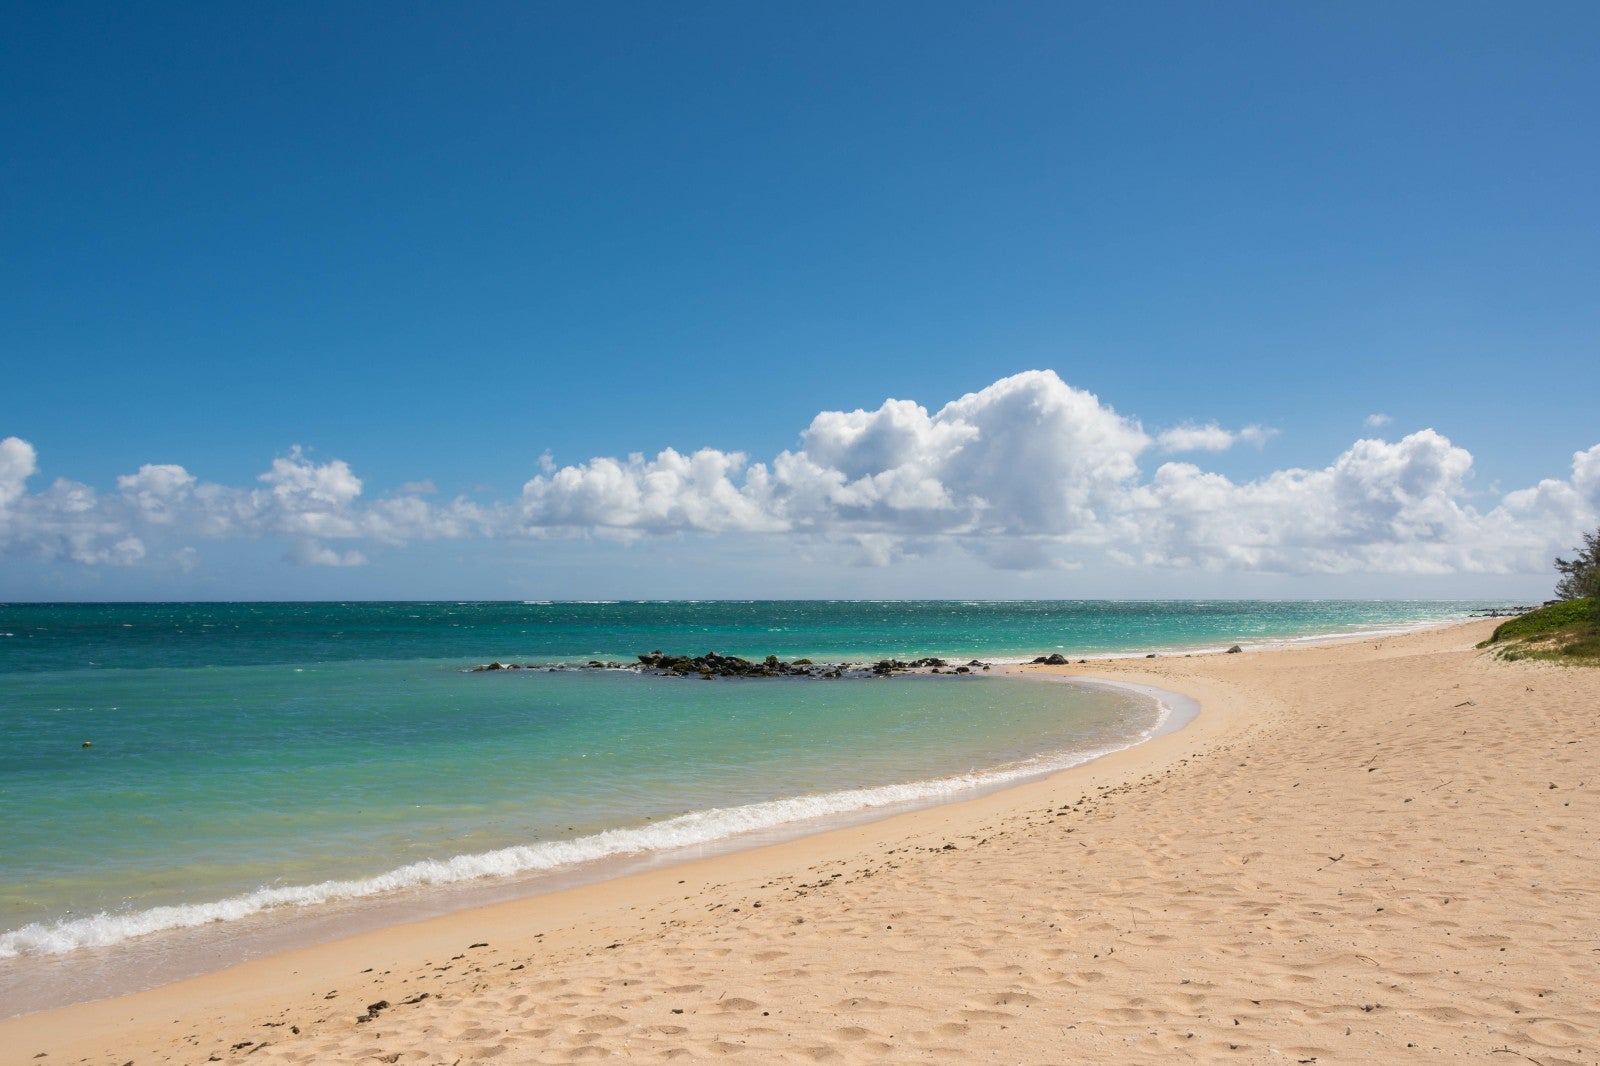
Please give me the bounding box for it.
[1,371,1596,583]
[0,444,476,566]
[118,464,197,523]
[1129,430,1495,573]
[518,447,782,537]
[512,371,1151,540]
[0,436,38,509]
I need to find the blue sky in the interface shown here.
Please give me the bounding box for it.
[2,2,1597,600]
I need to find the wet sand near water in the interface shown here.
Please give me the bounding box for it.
[4,618,1597,1064]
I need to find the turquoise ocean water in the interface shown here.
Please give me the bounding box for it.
[0,599,1509,1000]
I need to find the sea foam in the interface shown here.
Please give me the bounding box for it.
[0,689,1181,959]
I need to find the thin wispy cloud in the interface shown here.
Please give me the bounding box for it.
[285,540,369,568]
[1157,423,1278,453]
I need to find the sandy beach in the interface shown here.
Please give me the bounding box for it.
[5,617,1596,1065]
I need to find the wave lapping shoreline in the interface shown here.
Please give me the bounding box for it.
[1,676,1179,961]
[10,618,1597,1065]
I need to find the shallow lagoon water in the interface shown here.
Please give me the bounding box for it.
[0,598,1508,980]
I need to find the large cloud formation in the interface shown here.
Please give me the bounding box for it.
[2,371,1596,577]
[514,371,1151,541]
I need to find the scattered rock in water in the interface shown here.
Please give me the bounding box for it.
[1031,653,1069,665]
[641,651,838,678]
[1227,644,1243,654]
[476,650,989,680]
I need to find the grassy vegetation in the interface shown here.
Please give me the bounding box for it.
[1480,598,1600,663]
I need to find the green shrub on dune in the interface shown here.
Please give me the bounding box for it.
[1483,597,1600,663]
[1481,528,1600,663]
[1490,597,1598,642]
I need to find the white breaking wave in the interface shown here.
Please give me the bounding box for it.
[0,696,1177,959]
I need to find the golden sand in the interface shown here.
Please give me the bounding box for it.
[5,619,1597,1064]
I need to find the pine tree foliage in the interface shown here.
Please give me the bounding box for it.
[1554,528,1600,600]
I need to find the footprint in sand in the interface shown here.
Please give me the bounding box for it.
[712,997,762,1012]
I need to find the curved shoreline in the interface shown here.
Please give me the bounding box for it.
[14,617,1598,1064]
[0,671,1197,1018]
[0,614,1472,1016]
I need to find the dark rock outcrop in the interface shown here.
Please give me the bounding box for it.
[475,650,994,680]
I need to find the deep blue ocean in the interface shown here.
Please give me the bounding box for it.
[0,599,1506,977]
